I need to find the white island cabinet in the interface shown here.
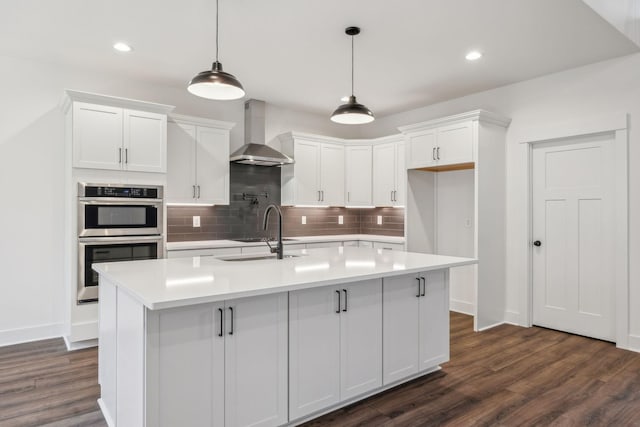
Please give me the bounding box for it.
[94,247,476,427]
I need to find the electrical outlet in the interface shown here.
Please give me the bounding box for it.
[301,215,307,225]
[377,215,383,225]
[193,216,200,227]
[338,215,344,225]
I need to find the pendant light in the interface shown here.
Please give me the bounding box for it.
[330,27,374,124]
[188,0,245,100]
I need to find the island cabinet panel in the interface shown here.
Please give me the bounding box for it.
[382,270,450,385]
[289,279,382,421]
[146,302,225,427]
[145,293,287,427]
[224,294,288,427]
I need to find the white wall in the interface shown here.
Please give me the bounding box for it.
[359,52,640,348]
[0,54,353,346]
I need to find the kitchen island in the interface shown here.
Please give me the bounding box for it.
[94,247,476,427]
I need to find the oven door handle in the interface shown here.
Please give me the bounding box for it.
[78,235,163,244]
[78,198,163,205]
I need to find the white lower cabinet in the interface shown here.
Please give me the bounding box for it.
[146,293,288,427]
[383,270,449,385]
[289,279,382,421]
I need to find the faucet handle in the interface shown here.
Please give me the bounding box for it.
[264,238,277,253]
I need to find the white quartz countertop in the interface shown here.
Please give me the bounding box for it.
[93,247,476,310]
[165,234,405,251]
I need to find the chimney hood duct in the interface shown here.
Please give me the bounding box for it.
[230,99,294,167]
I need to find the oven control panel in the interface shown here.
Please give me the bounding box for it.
[79,183,162,199]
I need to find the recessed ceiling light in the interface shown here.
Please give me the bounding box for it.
[113,42,133,53]
[465,50,482,61]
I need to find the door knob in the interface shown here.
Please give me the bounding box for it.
[533,240,542,247]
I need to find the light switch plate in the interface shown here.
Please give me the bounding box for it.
[338,215,344,225]
[377,215,383,225]
[193,216,201,227]
[301,215,307,225]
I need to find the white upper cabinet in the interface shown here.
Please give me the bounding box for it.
[402,114,482,170]
[280,133,344,206]
[373,137,405,206]
[167,115,234,205]
[62,91,174,173]
[345,145,372,206]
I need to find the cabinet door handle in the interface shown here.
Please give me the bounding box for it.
[218,308,224,337]
[118,148,122,164]
[432,147,436,160]
[436,147,440,160]
[228,307,234,335]
[336,290,341,314]
[342,289,348,312]
[192,185,196,198]
[394,190,397,201]
[197,185,201,199]
[318,190,321,202]
[125,148,128,164]
[421,277,426,297]
[416,278,421,298]
[321,190,324,202]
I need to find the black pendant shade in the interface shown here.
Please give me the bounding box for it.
[330,26,374,124]
[330,95,374,124]
[188,61,245,100]
[188,0,245,100]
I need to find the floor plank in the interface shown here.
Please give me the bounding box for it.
[1,313,639,426]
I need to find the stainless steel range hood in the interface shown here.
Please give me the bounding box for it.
[230,99,294,167]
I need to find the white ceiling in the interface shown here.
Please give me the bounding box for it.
[1,0,637,118]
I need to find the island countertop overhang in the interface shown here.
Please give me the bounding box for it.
[93,247,477,310]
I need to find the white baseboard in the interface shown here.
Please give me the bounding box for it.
[97,398,115,427]
[0,322,64,347]
[63,335,98,351]
[70,320,98,342]
[625,334,640,353]
[504,310,523,326]
[477,321,505,332]
[449,299,474,316]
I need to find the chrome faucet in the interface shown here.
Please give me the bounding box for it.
[262,204,284,259]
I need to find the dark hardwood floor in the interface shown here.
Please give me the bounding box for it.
[1,313,639,426]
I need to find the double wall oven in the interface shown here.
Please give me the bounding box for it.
[77,183,164,303]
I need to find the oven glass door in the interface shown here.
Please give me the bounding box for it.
[78,238,161,303]
[79,201,162,237]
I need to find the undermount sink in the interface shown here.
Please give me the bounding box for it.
[218,254,301,262]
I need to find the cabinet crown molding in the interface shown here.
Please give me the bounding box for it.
[60,89,175,114]
[398,110,511,134]
[169,113,236,130]
[278,131,403,146]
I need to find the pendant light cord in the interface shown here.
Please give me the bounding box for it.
[215,0,219,62]
[351,35,354,96]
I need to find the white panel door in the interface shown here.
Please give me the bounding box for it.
[372,142,396,206]
[320,143,345,206]
[382,275,420,385]
[419,270,450,370]
[196,126,230,205]
[123,109,166,172]
[289,286,341,420]
[408,129,437,169]
[225,294,288,427]
[167,122,197,203]
[146,302,225,427]
[72,102,122,170]
[294,140,321,205]
[436,121,473,166]
[532,134,616,341]
[339,279,382,400]
[346,145,372,206]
